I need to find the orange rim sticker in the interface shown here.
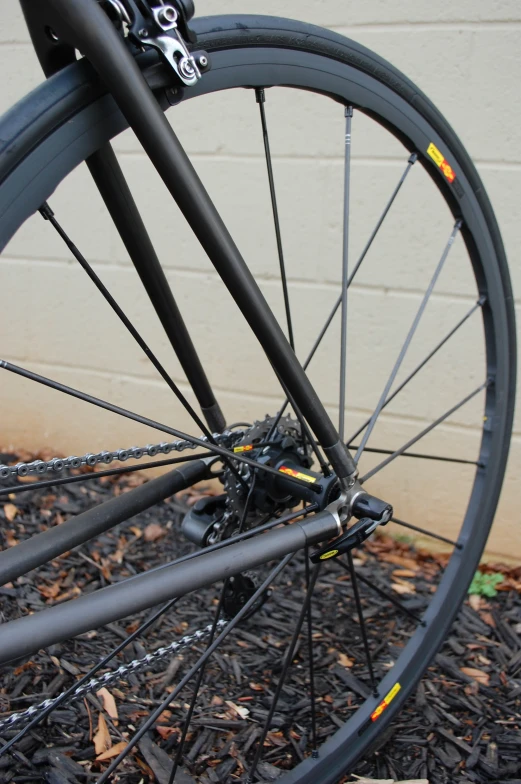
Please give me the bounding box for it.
[278,466,317,483]
[427,142,456,183]
[370,682,401,722]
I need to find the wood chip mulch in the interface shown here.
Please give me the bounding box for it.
[0,456,520,784]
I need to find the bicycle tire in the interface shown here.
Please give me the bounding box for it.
[0,14,515,782]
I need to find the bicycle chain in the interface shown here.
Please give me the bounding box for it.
[0,431,245,481]
[0,431,246,731]
[0,620,228,733]
[0,429,251,732]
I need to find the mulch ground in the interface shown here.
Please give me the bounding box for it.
[0,455,520,784]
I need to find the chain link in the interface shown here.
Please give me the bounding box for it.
[0,620,228,733]
[0,432,245,481]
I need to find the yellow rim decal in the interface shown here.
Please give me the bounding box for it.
[278,466,317,483]
[233,444,253,453]
[319,549,339,560]
[370,682,401,722]
[427,142,456,183]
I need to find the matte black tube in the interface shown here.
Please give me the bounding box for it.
[44,0,356,479]
[0,510,339,664]
[86,144,225,433]
[0,459,210,587]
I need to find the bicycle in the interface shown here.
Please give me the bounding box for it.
[0,0,516,781]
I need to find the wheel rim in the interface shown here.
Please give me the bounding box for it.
[0,19,515,782]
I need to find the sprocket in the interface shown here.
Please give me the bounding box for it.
[222,413,311,529]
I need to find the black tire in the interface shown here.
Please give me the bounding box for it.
[0,15,515,783]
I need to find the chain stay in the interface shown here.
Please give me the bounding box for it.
[0,432,244,481]
[0,620,227,733]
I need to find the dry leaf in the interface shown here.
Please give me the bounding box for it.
[4,530,18,547]
[391,582,416,595]
[338,652,354,668]
[143,523,165,542]
[156,710,172,723]
[53,586,81,602]
[93,713,112,755]
[480,611,496,628]
[96,740,127,761]
[225,700,250,719]
[13,661,35,676]
[156,725,179,740]
[37,583,61,600]
[468,594,482,611]
[3,503,19,522]
[460,667,490,686]
[392,569,418,579]
[265,731,286,747]
[379,553,418,571]
[96,688,118,725]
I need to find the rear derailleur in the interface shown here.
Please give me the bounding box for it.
[180,415,393,616]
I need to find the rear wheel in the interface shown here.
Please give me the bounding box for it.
[0,14,515,782]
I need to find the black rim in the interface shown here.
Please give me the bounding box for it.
[0,16,515,783]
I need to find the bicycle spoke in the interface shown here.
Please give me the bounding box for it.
[0,453,208,498]
[96,553,294,783]
[339,106,353,441]
[267,154,417,434]
[361,381,488,482]
[247,561,320,782]
[354,219,463,463]
[256,88,294,350]
[304,547,319,758]
[167,588,226,783]
[39,202,250,493]
[391,516,460,548]
[39,203,211,440]
[167,476,258,781]
[337,560,424,624]
[347,297,484,444]
[345,550,378,697]
[348,444,480,467]
[305,154,417,373]
[0,360,318,494]
[0,597,180,758]
[170,474,261,776]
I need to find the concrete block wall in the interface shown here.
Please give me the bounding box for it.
[0,1,519,558]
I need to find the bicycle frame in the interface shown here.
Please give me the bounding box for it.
[20,0,356,481]
[0,0,357,663]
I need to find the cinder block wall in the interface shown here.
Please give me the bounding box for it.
[0,2,519,558]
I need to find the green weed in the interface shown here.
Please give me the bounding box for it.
[468,571,504,597]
